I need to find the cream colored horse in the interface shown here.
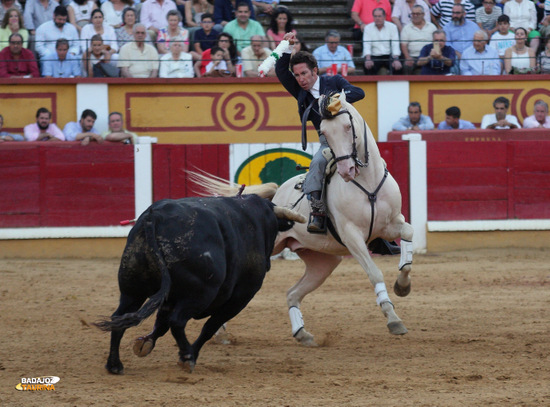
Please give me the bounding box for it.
[192,92,413,346]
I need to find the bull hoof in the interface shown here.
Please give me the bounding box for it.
[295,329,318,347]
[387,321,408,335]
[133,336,155,357]
[393,280,411,297]
[178,356,195,373]
[106,361,124,375]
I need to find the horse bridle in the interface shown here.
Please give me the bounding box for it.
[324,110,369,169]
[323,109,389,245]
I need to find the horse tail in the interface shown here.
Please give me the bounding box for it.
[187,170,279,200]
[95,207,172,332]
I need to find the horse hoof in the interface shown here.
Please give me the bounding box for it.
[178,356,195,373]
[393,280,411,297]
[106,361,124,375]
[133,336,155,357]
[387,321,408,335]
[295,329,318,347]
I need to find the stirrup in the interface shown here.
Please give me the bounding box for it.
[307,212,327,234]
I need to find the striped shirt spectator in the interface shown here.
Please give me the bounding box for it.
[431,0,475,28]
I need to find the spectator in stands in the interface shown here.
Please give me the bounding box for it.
[42,38,82,76]
[23,0,58,38]
[156,9,189,55]
[101,0,133,30]
[115,7,136,47]
[475,0,501,37]
[0,0,22,23]
[24,107,65,141]
[503,27,536,73]
[203,45,232,76]
[391,0,430,32]
[80,9,118,55]
[159,35,193,77]
[417,30,457,75]
[313,29,355,75]
[438,106,475,129]
[67,0,96,35]
[431,0,476,29]
[481,96,521,129]
[0,33,40,77]
[36,6,80,60]
[118,23,159,77]
[63,108,103,145]
[102,112,138,143]
[223,2,264,54]
[194,31,236,77]
[401,4,437,74]
[184,0,214,33]
[266,7,294,50]
[241,34,271,76]
[539,36,550,74]
[252,0,279,16]
[363,8,401,75]
[293,33,310,54]
[0,8,28,50]
[539,13,550,42]
[140,0,177,41]
[505,0,540,52]
[83,33,119,76]
[443,4,479,57]
[0,113,24,141]
[213,0,255,29]
[489,14,515,58]
[193,13,219,54]
[460,30,501,74]
[522,100,550,128]
[392,102,434,131]
[351,0,392,50]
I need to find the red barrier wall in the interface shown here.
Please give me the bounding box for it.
[0,143,134,227]
[0,143,230,228]
[427,141,550,221]
[379,141,410,222]
[387,128,550,142]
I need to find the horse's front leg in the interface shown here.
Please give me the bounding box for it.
[287,250,342,346]
[342,229,408,335]
[395,221,414,297]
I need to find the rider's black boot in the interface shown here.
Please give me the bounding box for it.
[307,191,327,233]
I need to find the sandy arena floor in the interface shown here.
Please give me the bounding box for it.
[1,248,549,406]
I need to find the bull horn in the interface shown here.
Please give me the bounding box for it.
[274,207,306,223]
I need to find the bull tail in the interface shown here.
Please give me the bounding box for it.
[187,169,278,200]
[95,208,171,332]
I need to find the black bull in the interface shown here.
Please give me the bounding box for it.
[96,194,304,374]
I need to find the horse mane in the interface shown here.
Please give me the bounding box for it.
[319,91,343,120]
[187,170,279,200]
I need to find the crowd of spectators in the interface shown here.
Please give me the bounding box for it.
[0,0,550,78]
[0,107,140,143]
[391,97,550,131]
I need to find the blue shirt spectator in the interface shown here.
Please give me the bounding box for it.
[460,40,501,75]
[438,106,475,130]
[42,39,81,77]
[312,30,356,75]
[23,0,59,32]
[443,8,479,55]
[392,102,434,131]
[418,42,456,75]
[438,119,475,129]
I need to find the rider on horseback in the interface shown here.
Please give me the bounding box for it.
[275,32,365,233]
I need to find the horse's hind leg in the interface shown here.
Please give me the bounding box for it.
[394,221,414,297]
[287,250,342,346]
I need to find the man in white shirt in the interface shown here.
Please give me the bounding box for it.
[363,7,401,74]
[401,4,437,74]
[35,5,80,60]
[481,96,521,129]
